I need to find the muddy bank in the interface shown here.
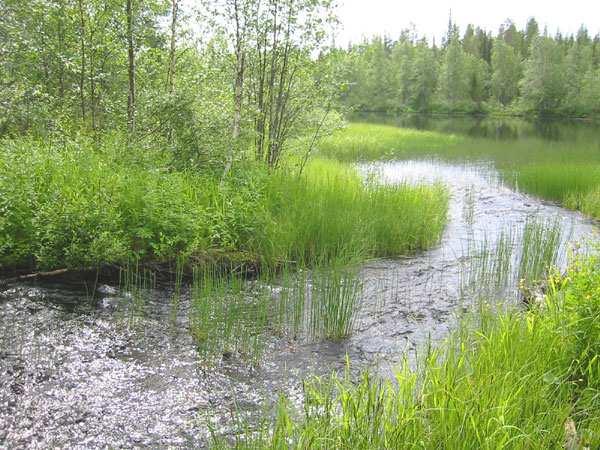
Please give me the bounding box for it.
[1,160,598,448]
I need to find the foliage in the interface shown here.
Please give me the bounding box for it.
[220,256,600,449]
[325,19,600,117]
[0,136,449,271]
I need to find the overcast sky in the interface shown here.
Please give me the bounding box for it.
[336,0,600,45]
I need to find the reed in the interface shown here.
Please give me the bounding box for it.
[189,266,271,365]
[261,158,449,267]
[218,256,600,449]
[189,263,364,363]
[518,216,563,285]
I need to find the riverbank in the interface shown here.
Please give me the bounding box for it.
[320,122,600,220]
[1,156,597,447]
[0,136,448,274]
[224,255,600,449]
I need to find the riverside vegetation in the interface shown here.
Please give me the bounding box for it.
[321,122,600,220]
[0,137,448,271]
[216,256,600,449]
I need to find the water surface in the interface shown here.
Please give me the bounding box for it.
[1,118,599,447]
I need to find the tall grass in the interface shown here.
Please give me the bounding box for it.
[219,256,600,449]
[190,266,271,365]
[518,217,563,285]
[261,158,448,266]
[320,122,600,219]
[188,263,363,364]
[319,123,463,161]
[0,136,449,272]
[460,217,564,302]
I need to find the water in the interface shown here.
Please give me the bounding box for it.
[2,119,600,447]
[355,112,600,146]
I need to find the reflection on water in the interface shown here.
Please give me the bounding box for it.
[353,112,600,145]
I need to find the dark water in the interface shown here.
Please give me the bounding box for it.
[355,112,600,150]
[2,118,600,448]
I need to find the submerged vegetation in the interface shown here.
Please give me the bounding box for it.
[219,256,600,449]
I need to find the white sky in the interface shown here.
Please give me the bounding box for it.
[336,0,600,45]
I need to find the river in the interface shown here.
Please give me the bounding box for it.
[1,117,599,448]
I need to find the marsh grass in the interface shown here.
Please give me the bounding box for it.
[320,122,600,219]
[319,123,463,161]
[460,217,565,302]
[118,260,156,324]
[461,229,516,301]
[306,265,362,341]
[261,158,449,267]
[217,257,600,449]
[190,266,271,365]
[518,217,564,286]
[189,263,364,363]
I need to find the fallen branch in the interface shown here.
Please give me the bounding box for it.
[1,268,72,285]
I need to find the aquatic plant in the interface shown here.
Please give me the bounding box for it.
[118,260,157,324]
[189,263,364,363]
[319,122,600,220]
[518,216,563,286]
[216,256,600,449]
[189,266,270,366]
[259,158,449,267]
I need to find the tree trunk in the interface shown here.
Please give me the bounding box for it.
[77,0,87,123]
[166,0,178,95]
[222,0,246,186]
[89,24,97,131]
[126,0,136,134]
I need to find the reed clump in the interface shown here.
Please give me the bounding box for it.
[188,263,363,364]
[220,256,600,449]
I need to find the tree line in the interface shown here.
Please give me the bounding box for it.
[2,2,599,175]
[331,18,600,116]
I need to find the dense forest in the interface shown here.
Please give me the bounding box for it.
[334,18,600,116]
[3,1,600,151]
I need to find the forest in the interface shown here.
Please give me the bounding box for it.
[1,1,600,448]
[335,18,600,115]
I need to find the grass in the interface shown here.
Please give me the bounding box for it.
[217,256,600,449]
[188,262,363,364]
[459,216,564,303]
[518,217,563,286]
[320,122,600,219]
[0,135,449,272]
[190,266,271,366]
[262,158,449,266]
[510,164,600,219]
[319,123,464,162]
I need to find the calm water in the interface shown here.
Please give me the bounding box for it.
[354,113,600,146]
